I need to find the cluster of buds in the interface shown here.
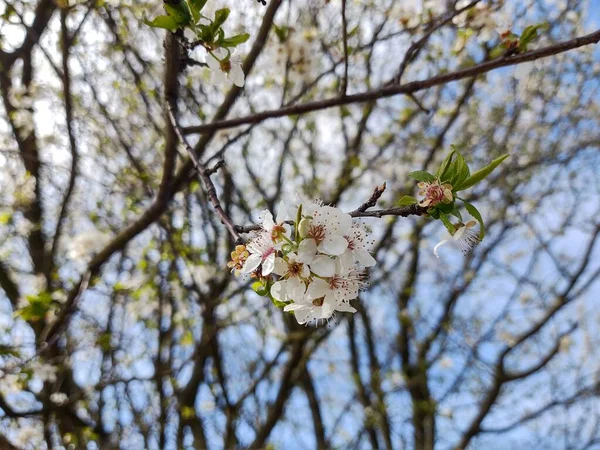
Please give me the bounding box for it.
[229,201,376,325]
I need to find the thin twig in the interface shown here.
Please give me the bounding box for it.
[341,0,349,95]
[166,98,243,243]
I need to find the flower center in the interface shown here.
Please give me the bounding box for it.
[262,247,275,260]
[345,236,355,250]
[287,261,303,277]
[329,276,343,290]
[220,59,232,74]
[271,224,286,240]
[426,184,446,203]
[312,297,324,307]
[307,224,326,244]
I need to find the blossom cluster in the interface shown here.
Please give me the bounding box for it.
[228,201,376,325]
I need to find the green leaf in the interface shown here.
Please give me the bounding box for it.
[449,206,463,222]
[435,149,457,180]
[220,33,250,47]
[456,154,509,191]
[213,8,230,29]
[15,292,53,322]
[446,150,470,188]
[397,195,418,206]
[519,23,548,51]
[144,14,179,31]
[408,171,435,183]
[460,198,485,240]
[438,212,456,235]
[251,281,269,296]
[164,1,192,25]
[187,0,208,22]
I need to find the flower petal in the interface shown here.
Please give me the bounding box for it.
[320,235,348,256]
[297,238,317,263]
[259,210,275,231]
[309,255,336,277]
[306,278,329,300]
[206,53,221,71]
[262,254,275,276]
[355,248,376,267]
[339,250,355,272]
[273,257,287,276]
[241,253,261,273]
[433,239,449,258]
[271,281,287,301]
[231,65,245,87]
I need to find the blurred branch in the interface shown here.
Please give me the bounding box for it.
[183,29,600,135]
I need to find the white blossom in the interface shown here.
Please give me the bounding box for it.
[283,268,363,325]
[433,220,479,258]
[50,392,68,405]
[67,229,111,263]
[339,223,376,271]
[206,48,245,88]
[242,231,277,276]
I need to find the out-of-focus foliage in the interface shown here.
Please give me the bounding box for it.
[0,0,599,449]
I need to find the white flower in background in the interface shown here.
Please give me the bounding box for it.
[270,253,310,302]
[50,392,68,405]
[433,220,479,258]
[67,229,111,263]
[191,264,218,285]
[206,48,245,87]
[242,231,277,276]
[340,223,376,271]
[12,109,34,139]
[8,84,36,109]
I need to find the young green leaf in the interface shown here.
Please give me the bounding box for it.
[408,170,435,182]
[460,198,485,240]
[213,8,230,29]
[220,33,250,47]
[164,1,192,26]
[435,148,457,181]
[438,211,456,235]
[187,0,208,22]
[397,195,418,206]
[456,154,510,191]
[446,151,470,188]
[143,14,179,31]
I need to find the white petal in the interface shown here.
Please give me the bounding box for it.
[452,227,466,241]
[338,213,353,235]
[284,302,304,311]
[184,28,197,41]
[213,47,228,59]
[339,250,355,272]
[206,53,221,71]
[287,278,306,301]
[211,70,227,85]
[242,254,262,273]
[293,307,313,325]
[262,254,275,276]
[318,300,335,320]
[335,302,357,313]
[320,235,348,256]
[433,239,449,258]
[271,281,288,301]
[273,257,287,276]
[306,279,329,300]
[301,264,311,278]
[355,248,376,267]
[309,255,336,277]
[259,210,275,231]
[275,200,287,223]
[297,239,317,263]
[231,65,245,87]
